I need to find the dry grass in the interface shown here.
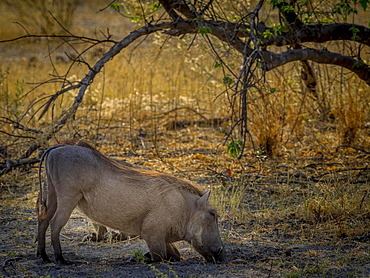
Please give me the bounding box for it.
[1,1,370,248]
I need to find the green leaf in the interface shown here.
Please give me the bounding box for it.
[130,15,140,23]
[229,15,241,21]
[197,25,212,35]
[214,61,222,68]
[320,17,335,23]
[353,59,365,69]
[263,29,273,39]
[149,2,161,12]
[270,0,282,9]
[350,26,360,40]
[271,23,284,36]
[359,0,369,10]
[110,3,121,11]
[268,87,276,94]
[334,0,358,18]
[227,140,243,158]
[223,74,234,86]
[281,4,294,13]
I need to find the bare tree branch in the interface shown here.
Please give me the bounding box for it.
[164,20,370,84]
[264,48,370,85]
[262,23,370,47]
[0,34,115,44]
[158,0,183,21]
[0,117,43,134]
[0,157,40,175]
[274,0,318,92]
[165,20,370,48]
[38,84,81,119]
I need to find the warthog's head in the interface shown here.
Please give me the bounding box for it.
[187,191,227,263]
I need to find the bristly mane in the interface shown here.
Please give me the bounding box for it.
[67,140,205,197]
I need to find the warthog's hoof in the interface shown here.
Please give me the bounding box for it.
[82,232,102,242]
[37,251,50,262]
[57,259,73,265]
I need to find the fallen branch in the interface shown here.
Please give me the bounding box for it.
[0,257,22,269]
[0,157,40,175]
[310,167,370,180]
[165,117,230,130]
[276,165,308,179]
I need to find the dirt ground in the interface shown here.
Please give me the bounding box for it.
[1,169,370,278]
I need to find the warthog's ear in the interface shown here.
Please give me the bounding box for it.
[197,190,211,209]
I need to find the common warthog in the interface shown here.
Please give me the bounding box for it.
[37,142,226,264]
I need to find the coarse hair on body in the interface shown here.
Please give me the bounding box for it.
[37,140,205,214]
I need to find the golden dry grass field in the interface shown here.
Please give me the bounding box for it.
[1,1,370,277]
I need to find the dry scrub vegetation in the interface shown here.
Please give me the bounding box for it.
[1,1,370,277]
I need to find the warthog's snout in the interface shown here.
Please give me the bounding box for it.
[205,246,227,264]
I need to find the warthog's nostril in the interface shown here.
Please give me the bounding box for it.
[209,246,226,263]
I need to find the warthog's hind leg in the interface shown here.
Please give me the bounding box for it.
[37,185,57,262]
[50,194,82,263]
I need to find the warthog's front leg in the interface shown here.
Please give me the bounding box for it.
[141,233,167,262]
[144,241,181,262]
[166,243,181,261]
[146,242,167,262]
[142,236,181,262]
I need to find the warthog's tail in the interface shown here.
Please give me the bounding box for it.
[37,144,68,222]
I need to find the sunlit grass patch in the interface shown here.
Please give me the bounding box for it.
[212,183,249,222]
[296,174,370,237]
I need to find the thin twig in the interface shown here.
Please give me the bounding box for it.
[160,106,208,120]
[336,145,370,154]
